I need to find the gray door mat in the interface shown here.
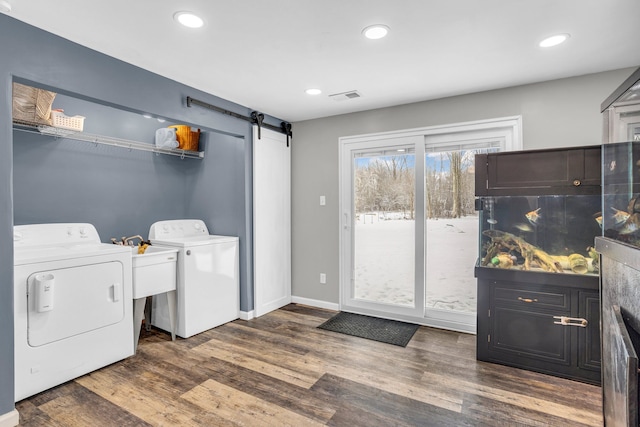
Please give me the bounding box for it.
[317,312,419,347]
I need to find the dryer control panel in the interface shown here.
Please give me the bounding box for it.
[14,223,100,247]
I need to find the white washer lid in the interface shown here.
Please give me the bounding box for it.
[150,234,238,248]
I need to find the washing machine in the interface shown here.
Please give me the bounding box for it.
[149,219,239,338]
[13,223,134,401]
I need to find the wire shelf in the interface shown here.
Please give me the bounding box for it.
[12,122,205,160]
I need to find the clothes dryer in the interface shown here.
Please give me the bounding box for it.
[13,223,134,401]
[149,219,239,338]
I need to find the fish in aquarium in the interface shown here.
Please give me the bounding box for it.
[513,223,534,232]
[593,212,603,229]
[525,208,541,225]
[611,207,631,225]
[618,213,640,235]
[486,218,498,225]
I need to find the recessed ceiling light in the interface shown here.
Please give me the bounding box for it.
[174,11,204,28]
[305,88,322,95]
[539,33,570,48]
[362,24,389,40]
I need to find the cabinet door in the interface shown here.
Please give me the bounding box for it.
[578,290,601,371]
[476,147,601,196]
[490,305,571,365]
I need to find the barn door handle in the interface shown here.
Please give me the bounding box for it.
[553,316,588,327]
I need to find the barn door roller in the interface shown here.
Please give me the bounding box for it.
[186,96,292,145]
[251,111,264,139]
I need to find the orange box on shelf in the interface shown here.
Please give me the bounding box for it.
[169,125,200,151]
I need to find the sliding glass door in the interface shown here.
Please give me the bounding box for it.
[423,140,500,328]
[339,118,521,332]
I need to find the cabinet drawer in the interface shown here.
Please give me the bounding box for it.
[493,285,570,311]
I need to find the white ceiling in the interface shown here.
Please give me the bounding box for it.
[4,0,640,122]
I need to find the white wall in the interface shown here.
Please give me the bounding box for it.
[291,67,637,305]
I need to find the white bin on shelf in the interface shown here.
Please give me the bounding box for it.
[50,110,85,131]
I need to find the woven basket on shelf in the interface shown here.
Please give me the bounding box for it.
[12,82,57,126]
[169,125,200,151]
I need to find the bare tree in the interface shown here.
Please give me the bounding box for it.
[354,155,414,217]
[449,151,462,218]
[356,149,481,220]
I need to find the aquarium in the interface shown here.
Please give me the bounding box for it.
[477,194,601,276]
[601,141,640,248]
[601,67,640,145]
[600,68,640,249]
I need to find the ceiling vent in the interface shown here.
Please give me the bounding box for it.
[329,90,362,101]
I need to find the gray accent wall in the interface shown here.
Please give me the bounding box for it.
[290,68,637,306]
[0,51,13,417]
[0,14,282,411]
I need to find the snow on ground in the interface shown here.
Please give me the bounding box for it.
[354,215,478,313]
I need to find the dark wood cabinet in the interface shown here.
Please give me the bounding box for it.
[475,146,602,196]
[476,268,600,385]
[475,145,602,385]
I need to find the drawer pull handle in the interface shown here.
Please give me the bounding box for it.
[517,297,538,303]
[553,316,588,327]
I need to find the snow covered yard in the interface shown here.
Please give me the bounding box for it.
[354,215,478,313]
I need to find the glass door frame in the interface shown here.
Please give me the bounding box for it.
[340,135,426,320]
[423,135,506,330]
[339,116,522,332]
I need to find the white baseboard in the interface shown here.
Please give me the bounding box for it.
[239,310,254,321]
[0,409,19,427]
[291,296,339,312]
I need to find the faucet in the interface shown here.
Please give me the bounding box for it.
[123,235,144,246]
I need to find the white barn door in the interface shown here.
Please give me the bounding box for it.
[253,126,291,317]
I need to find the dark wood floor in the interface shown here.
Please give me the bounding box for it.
[16,304,603,426]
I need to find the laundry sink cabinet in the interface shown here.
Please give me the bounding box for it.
[131,246,178,299]
[131,246,178,350]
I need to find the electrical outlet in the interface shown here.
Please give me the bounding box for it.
[320,273,326,284]
[320,195,326,206]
